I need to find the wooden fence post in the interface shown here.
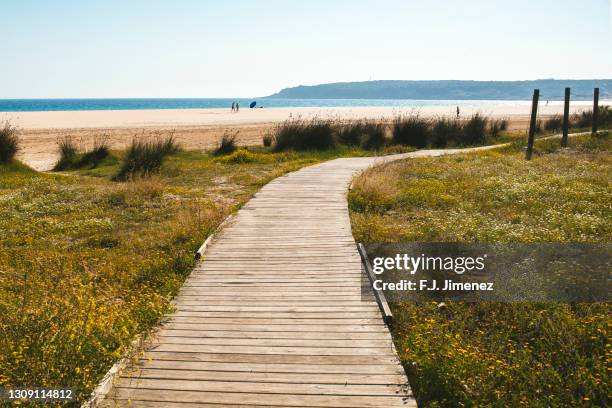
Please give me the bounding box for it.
[562,87,570,147]
[526,89,539,160]
[592,87,599,134]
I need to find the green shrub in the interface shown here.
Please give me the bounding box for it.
[0,121,19,163]
[272,117,336,151]
[214,131,238,156]
[113,135,180,181]
[392,114,430,148]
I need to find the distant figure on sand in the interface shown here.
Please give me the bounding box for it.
[231,102,235,112]
[456,106,460,118]
[236,102,240,112]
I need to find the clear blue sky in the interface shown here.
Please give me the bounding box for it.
[1,0,611,98]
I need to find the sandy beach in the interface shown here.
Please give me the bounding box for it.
[3,105,596,171]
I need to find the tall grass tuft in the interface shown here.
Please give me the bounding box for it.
[214,131,238,156]
[54,135,111,170]
[571,106,612,129]
[53,136,79,170]
[361,122,388,150]
[457,113,488,145]
[337,121,365,146]
[430,117,462,148]
[535,119,543,134]
[392,114,430,148]
[113,135,180,181]
[262,134,273,147]
[544,114,563,133]
[337,120,388,149]
[598,105,612,127]
[79,135,110,168]
[0,120,19,163]
[489,118,509,137]
[272,117,336,151]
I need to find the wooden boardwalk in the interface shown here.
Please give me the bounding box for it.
[101,149,490,407]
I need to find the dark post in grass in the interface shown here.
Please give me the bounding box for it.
[526,89,539,160]
[561,87,570,147]
[592,87,599,134]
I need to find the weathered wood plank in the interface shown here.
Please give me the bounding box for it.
[105,389,415,407]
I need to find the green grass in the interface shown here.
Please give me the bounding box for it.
[348,133,611,407]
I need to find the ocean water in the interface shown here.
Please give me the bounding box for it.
[0,98,602,112]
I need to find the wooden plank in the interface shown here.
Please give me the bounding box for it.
[106,389,414,407]
[357,243,393,324]
[139,352,400,365]
[163,323,387,332]
[121,368,407,385]
[149,344,396,356]
[155,330,391,340]
[112,378,407,396]
[153,337,392,348]
[136,359,404,374]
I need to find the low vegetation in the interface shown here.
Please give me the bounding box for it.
[572,105,612,129]
[113,135,180,180]
[488,118,509,137]
[270,114,515,152]
[392,114,430,147]
[348,134,611,406]
[54,135,111,171]
[272,117,336,151]
[544,113,563,132]
[262,133,273,147]
[214,131,238,156]
[0,121,20,163]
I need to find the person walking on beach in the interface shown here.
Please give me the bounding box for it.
[231,102,235,112]
[236,102,239,112]
[456,106,460,118]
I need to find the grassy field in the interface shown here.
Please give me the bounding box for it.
[0,143,401,404]
[348,133,611,407]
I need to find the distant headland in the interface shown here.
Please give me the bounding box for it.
[267,79,612,100]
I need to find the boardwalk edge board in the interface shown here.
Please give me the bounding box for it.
[357,243,393,325]
[81,334,145,408]
[195,214,235,260]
